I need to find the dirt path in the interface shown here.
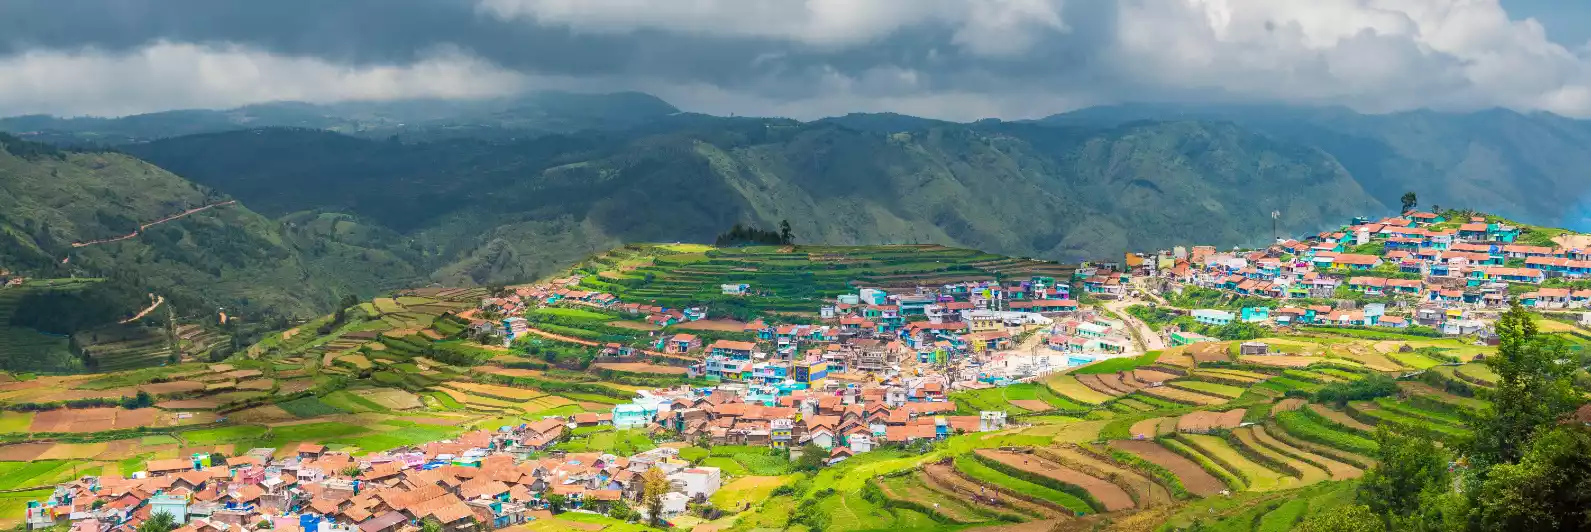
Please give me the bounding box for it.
[1108,440,1226,497]
[72,201,237,248]
[1103,297,1165,353]
[975,450,1136,512]
[119,295,164,324]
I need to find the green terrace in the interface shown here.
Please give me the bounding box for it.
[573,244,1075,314]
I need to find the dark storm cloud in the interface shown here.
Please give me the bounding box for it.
[0,0,1587,120]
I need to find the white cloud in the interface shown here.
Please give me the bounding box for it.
[0,42,537,117]
[476,0,1069,56]
[1112,0,1591,116]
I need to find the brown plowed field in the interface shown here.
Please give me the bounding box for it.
[672,319,748,332]
[1131,369,1181,384]
[1076,375,1125,397]
[1175,409,1246,433]
[1128,418,1167,439]
[1307,404,1374,432]
[1009,400,1054,412]
[1042,447,1174,507]
[1108,440,1225,497]
[592,362,687,375]
[1271,398,1307,414]
[0,443,52,461]
[1189,343,1232,363]
[975,450,1135,512]
[1095,373,1139,395]
[30,407,160,433]
[1138,386,1227,406]
[138,381,207,394]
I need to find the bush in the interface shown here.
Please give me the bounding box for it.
[1313,374,1399,406]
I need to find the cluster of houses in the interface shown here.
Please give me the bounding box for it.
[1129,213,1591,327]
[613,380,1004,457]
[26,420,730,532]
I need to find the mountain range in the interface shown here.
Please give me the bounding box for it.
[3,93,1590,322]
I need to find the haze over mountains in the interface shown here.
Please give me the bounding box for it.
[4,92,1591,320]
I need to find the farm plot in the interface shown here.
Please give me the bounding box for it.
[590,362,687,375]
[442,382,548,401]
[1075,374,1126,397]
[1272,411,1380,457]
[1189,368,1269,384]
[1180,434,1299,492]
[1137,386,1229,406]
[1043,375,1113,405]
[1455,363,1499,387]
[974,449,1135,512]
[1175,409,1246,434]
[1156,347,1196,368]
[1131,368,1182,384]
[1108,439,1227,497]
[919,464,1060,519]
[1348,401,1471,440]
[1306,404,1374,432]
[1238,355,1322,368]
[1167,380,1245,399]
[1271,398,1307,414]
[29,408,160,433]
[1040,446,1174,508]
[948,456,1093,514]
[876,475,996,523]
[356,388,424,410]
[671,319,749,332]
[1231,427,1329,484]
[1249,425,1361,480]
[138,381,207,395]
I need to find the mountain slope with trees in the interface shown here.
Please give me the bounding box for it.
[0,133,426,322]
[121,117,1383,287]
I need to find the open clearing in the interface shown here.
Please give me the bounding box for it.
[672,319,748,332]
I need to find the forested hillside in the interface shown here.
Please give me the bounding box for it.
[1043,104,1591,232]
[123,116,1382,288]
[0,133,426,321]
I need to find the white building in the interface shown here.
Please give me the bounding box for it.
[672,467,722,499]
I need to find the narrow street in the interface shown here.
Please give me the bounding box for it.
[1103,296,1166,353]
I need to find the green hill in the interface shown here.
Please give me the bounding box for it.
[122,117,1381,287]
[0,133,426,322]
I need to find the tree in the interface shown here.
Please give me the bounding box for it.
[793,443,825,472]
[1467,303,1581,467]
[1294,504,1385,532]
[641,466,671,527]
[1472,425,1591,530]
[1357,428,1453,528]
[779,220,793,245]
[340,465,364,478]
[546,493,568,513]
[607,499,635,522]
[1401,191,1418,213]
[139,511,178,532]
[419,517,442,532]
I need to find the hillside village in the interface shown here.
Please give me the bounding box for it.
[12,212,1591,532]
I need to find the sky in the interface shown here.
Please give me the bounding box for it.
[1,0,1589,121]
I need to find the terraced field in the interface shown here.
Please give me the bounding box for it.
[1109,439,1227,497]
[975,449,1135,512]
[1179,434,1300,492]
